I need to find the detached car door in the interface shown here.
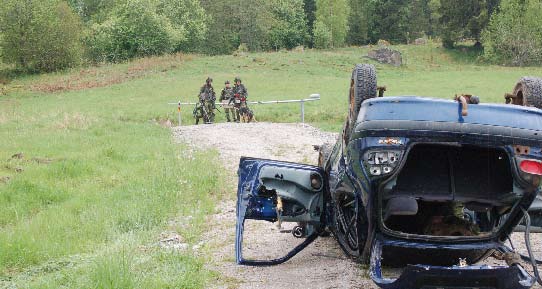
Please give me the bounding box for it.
[236,157,326,265]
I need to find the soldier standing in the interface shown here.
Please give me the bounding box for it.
[198,77,216,123]
[233,76,248,123]
[220,80,235,122]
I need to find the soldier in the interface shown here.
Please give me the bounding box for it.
[198,77,216,124]
[220,80,235,122]
[232,76,248,123]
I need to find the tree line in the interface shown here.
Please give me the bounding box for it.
[1,0,542,72]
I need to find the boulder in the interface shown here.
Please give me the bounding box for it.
[367,48,403,67]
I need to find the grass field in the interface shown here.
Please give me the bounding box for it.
[2,42,542,288]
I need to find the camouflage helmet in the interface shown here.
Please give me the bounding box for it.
[206,77,213,83]
[234,76,241,83]
[225,80,230,84]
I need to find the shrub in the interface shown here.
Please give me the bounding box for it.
[85,0,180,63]
[268,0,308,50]
[0,0,83,72]
[481,0,542,66]
[313,20,332,49]
[157,0,208,52]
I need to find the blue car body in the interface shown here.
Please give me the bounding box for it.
[236,96,542,289]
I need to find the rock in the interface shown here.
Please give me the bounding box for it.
[367,48,403,67]
[11,152,24,159]
[192,241,205,252]
[157,231,189,251]
[170,243,189,251]
[377,39,391,46]
[414,38,427,45]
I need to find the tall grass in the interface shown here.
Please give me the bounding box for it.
[1,86,222,287]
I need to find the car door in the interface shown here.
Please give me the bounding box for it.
[236,157,326,266]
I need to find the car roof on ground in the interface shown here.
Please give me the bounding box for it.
[356,96,542,131]
[352,96,542,144]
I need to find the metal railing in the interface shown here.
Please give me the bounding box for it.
[168,94,320,125]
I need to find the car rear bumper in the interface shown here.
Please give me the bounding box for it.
[370,236,535,289]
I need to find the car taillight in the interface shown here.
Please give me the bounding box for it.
[520,160,542,175]
[363,150,402,177]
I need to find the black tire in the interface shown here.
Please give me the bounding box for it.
[512,77,542,109]
[331,195,368,262]
[349,64,377,125]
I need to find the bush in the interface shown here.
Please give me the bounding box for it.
[481,0,542,66]
[0,0,83,72]
[313,20,332,49]
[85,0,180,63]
[157,0,208,52]
[269,0,308,50]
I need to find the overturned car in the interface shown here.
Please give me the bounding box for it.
[235,64,542,289]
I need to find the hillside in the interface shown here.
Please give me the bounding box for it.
[2,44,542,288]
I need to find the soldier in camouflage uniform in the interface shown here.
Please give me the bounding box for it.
[232,77,248,123]
[220,80,235,122]
[197,77,216,124]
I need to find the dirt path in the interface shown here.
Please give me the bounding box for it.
[172,122,542,289]
[173,122,377,289]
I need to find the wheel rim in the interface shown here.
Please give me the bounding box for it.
[335,195,360,252]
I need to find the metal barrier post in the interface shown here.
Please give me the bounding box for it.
[300,100,305,124]
[168,94,319,125]
[178,101,182,126]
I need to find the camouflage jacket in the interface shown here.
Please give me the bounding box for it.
[233,84,247,101]
[220,87,234,101]
[199,84,216,102]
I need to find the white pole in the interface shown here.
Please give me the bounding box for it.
[300,100,305,124]
[178,101,182,126]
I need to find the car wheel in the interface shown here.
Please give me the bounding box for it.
[510,77,542,109]
[348,64,377,131]
[331,194,367,262]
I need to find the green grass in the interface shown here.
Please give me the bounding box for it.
[1,79,223,286]
[2,42,542,288]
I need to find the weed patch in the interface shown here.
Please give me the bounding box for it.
[27,53,192,93]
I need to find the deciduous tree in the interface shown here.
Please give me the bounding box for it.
[482,0,542,65]
[269,0,308,50]
[0,0,83,72]
[315,0,348,47]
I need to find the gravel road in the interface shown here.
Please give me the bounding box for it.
[172,122,542,289]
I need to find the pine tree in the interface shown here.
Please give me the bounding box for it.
[372,0,410,43]
[346,0,371,45]
[303,0,317,47]
[440,0,499,48]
